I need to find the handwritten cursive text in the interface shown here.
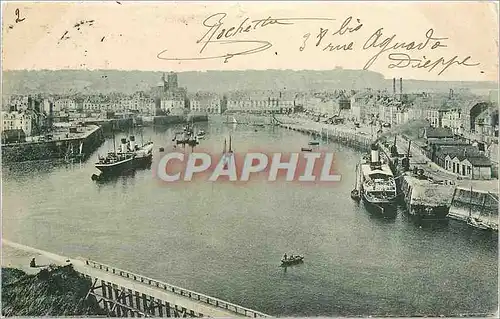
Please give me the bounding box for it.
[157,12,335,63]
[387,53,480,75]
[362,28,448,70]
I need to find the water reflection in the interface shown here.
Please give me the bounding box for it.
[2,124,497,317]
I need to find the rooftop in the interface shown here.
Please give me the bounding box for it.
[425,127,454,138]
[457,153,492,167]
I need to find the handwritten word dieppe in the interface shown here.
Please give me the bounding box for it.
[303,22,480,75]
[157,12,335,63]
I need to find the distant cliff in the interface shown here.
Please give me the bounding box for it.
[2,69,497,95]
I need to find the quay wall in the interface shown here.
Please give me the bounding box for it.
[448,187,499,224]
[1,126,105,163]
[153,115,208,126]
[380,141,498,225]
[278,123,372,152]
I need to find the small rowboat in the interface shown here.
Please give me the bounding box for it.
[351,189,361,201]
[280,255,304,267]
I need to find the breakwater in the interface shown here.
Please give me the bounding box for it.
[1,125,104,163]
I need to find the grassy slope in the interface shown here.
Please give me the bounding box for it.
[1,265,106,316]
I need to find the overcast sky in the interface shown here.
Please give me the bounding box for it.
[2,1,498,82]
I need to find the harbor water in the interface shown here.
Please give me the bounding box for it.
[2,121,497,317]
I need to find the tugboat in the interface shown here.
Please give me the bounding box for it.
[358,143,398,215]
[280,254,304,267]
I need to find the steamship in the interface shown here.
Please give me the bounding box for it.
[359,143,398,214]
[95,137,135,175]
[94,135,153,175]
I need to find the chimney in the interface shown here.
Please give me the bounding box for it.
[393,78,396,95]
[399,78,403,95]
[449,89,454,99]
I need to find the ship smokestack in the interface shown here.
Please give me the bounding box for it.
[370,143,380,164]
[129,135,136,151]
[120,138,128,153]
[399,77,403,95]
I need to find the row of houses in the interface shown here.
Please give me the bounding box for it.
[424,127,494,180]
[348,89,498,138]
[2,111,34,137]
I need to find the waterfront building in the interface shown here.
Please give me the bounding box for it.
[160,98,185,114]
[2,111,34,137]
[42,99,54,115]
[226,95,280,114]
[83,98,102,111]
[424,109,440,127]
[280,100,295,114]
[473,105,498,137]
[433,144,493,180]
[190,96,224,114]
[54,98,77,111]
[1,128,26,143]
[350,91,380,122]
[424,127,454,141]
[8,95,30,111]
[450,153,492,180]
[441,109,463,134]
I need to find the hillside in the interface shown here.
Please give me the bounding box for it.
[2,69,497,95]
[1,265,105,316]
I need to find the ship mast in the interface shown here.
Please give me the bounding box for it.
[113,131,116,154]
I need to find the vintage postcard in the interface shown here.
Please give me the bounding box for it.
[1,1,498,318]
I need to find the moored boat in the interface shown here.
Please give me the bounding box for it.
[94,138,135,175]
[134,140,154,168]
[95,152,135,175]
[359,143,397,215]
